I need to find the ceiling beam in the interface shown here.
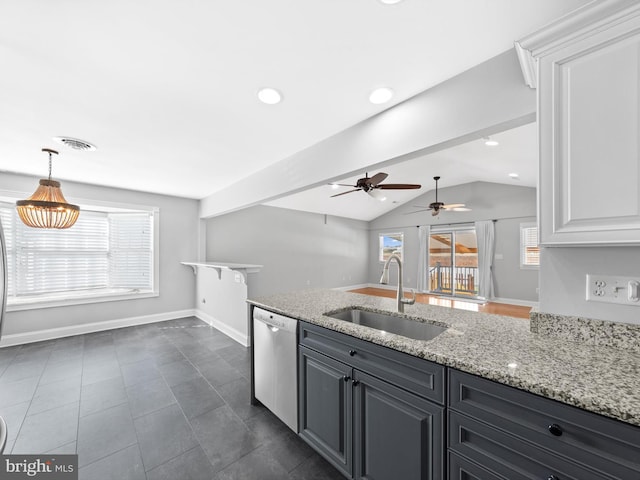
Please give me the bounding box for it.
[200,48,535,219]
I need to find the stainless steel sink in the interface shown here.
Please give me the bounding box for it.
[326,308,446,341]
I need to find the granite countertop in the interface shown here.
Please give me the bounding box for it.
[248,289,640,427]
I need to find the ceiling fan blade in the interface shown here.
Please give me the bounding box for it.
[442,203,465,209]
[403,208,432,215]
[332,183,357,187]
[366,172,388,186]
[330,189,361,198]
[449,207,472,212]
[377,183,421,190]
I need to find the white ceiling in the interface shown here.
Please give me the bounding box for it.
[0,0,586,204]
[267,121,538,221]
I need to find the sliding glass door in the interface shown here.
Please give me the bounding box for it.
[428,227,479,298]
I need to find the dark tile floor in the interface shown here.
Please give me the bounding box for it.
[0,317,344,480]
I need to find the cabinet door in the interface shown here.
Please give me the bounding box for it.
[298,346,352,478]
[448,452,503,480]
[537,6,640,245]
[353,370,444,480]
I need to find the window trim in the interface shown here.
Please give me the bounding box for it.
[520,222,540,270]
[1,191,160,311]
[378,232,404,263]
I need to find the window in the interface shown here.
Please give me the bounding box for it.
[0,200,158,310]
[379,232,403,262]
[520,223,540,268]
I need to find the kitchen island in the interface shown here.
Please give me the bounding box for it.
[248,288,640,480]
[249,288,640,425]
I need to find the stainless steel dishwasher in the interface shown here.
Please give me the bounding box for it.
[252,307,298,432]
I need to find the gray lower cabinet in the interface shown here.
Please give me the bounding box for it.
[299,322,444,480]
[352,369,443,480]
[448,369,640,480]
[298,345,352,478]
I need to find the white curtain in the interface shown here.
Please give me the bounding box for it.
[417,225,430,292]
[475,220,495,300]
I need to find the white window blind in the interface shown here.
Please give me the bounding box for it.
[108,213,153,289]
[0,202,155,304]
[520,223,540,268]
[0,207,15,297]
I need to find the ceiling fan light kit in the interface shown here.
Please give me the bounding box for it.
[410,176,469,216]
[15,148,80,229]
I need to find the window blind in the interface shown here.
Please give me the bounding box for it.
[0,202,154,302]
[0,207,15,296]
[108,213,153,289]
[520,224,540,267]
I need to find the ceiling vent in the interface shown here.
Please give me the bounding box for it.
[53,136,97,152]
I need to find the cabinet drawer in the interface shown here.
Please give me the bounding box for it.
[449,411,606,480]
[300,321,444,404]
[449,369,640,479]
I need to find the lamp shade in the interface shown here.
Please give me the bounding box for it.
[16,179,80,229]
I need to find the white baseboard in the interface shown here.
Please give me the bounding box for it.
[193,309,249,347]
[491,297,539,308]
[365,283,399,291]
[332,283,370,292]
[0,309,196,348]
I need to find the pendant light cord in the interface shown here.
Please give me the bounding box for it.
[48,151,52,181]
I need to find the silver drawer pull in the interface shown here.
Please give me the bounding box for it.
[548,424,563,436]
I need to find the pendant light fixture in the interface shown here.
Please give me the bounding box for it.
[16,148,80,229]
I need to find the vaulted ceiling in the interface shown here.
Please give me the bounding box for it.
[0,0,587,215]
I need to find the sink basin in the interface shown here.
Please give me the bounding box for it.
[326,308,447,341]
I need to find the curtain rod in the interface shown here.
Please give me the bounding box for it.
[372,215,535,231]
[415,219,497,228]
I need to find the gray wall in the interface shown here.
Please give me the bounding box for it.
[540,247,640,324]
[0,172,199,337]
[205,205,369,298]
[368,181,538,303]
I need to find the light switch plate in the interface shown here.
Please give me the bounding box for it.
[586,274,640,305]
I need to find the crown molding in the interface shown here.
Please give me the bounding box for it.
[514,0,640,89]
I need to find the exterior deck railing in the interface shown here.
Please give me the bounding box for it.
[429,264,478,296]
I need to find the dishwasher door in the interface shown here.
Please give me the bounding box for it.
[253,307,298,432]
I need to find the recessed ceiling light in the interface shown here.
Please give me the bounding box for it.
[257,88,282,105]
[508,173,519,179]
[330,184,339,190]
[369,87,394,104]
[379,0,403,4]
[484,137,499,147]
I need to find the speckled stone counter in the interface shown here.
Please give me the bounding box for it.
[248,289,640,427]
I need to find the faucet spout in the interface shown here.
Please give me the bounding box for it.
[379,254,415,313]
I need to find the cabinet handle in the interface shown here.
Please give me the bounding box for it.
[548,424,563,437]
[352,379,360,386]
[343,375,350,382]
[547,475,559,480]
[349,350,357,356]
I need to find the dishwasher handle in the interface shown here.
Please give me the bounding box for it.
[253,307,298,333]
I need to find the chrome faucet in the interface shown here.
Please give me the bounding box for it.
[379,254,416,313]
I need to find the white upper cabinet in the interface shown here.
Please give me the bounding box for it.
[517,0,640,245]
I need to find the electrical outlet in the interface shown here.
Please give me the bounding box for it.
[586,274,640,305]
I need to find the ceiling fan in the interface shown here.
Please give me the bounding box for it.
[411,176,470,216]
[330,172,421,198]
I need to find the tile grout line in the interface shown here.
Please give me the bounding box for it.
[8,343,56,454]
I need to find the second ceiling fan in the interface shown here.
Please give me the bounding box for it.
[412,176,470,216]
[330,172,421,198]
